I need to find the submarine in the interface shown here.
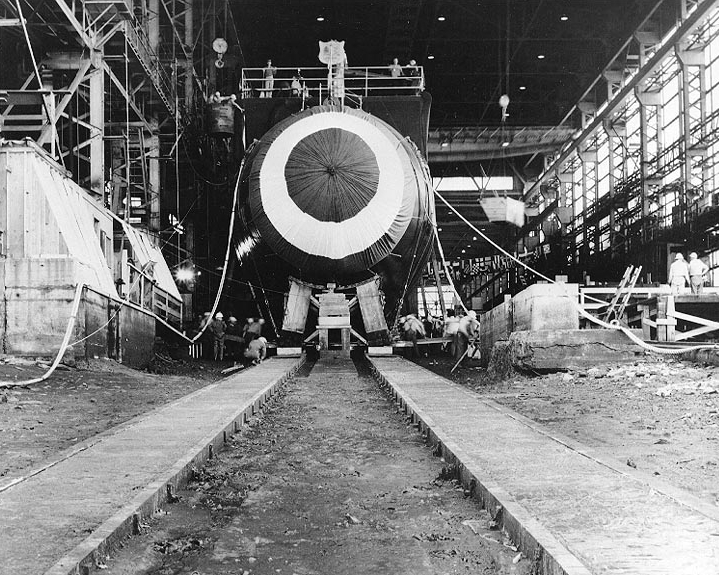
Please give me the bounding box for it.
[230,63,435,347]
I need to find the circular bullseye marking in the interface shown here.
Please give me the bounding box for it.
[259,112,404,260]
[284,128,379,223]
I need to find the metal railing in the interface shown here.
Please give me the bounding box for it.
[128,262,183,326]
[240,65,424,100]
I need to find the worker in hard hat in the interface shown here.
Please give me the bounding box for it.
[244,336,267,365]
[668,253,689,294]
[688,252,710,294]
[209,312,227,361]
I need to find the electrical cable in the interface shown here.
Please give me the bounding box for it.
[190,155,244,343]
[433,188,719,355]
[0,283,84,389]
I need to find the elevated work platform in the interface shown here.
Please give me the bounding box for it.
[369,357,719,575]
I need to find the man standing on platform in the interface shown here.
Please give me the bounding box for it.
[668,253,690,294]
[261,59,277,98]
[688,252,709,294]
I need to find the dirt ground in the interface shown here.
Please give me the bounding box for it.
[0,356,226,481]
[412,352,719,506]
[2,346,718,572]
[101,357,529,575]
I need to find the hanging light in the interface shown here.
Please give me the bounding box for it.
[316,15,325,21]
[560,14,568,21]
[437,15,446,21]
[499,94,510,122]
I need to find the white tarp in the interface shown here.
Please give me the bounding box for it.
[30,151,118,295]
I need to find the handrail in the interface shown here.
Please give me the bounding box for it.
[241,65,424,99]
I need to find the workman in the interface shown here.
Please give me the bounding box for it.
[247,318,265,340]
[225,316,241,359]
[688,252,710,294]
[455,310,480,360]
[244,335,267,365]
[443,312,460,356]
[668,253,690,294]
[400,314,425,358]
[209,312,227,361]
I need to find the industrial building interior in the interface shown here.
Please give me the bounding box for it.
[2,0,715,337]
[4,2,719,574]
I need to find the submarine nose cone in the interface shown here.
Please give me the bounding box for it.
[247,105,432,282]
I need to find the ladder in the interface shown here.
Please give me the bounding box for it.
[604,265,642,323]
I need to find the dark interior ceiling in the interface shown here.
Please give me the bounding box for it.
[233,0,670,127]
[233,0,672,260]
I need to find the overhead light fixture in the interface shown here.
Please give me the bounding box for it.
[502,141,510,147]
[461,249,466,253]
[440,140,450,148]
[473,236,478,240]
[316,15,325,21]
[537,54,545,59]
[427,54,435,60]
[437,15,446,21]
[560,14,568,21]
[438,227,443,231]
[519,85,527,91]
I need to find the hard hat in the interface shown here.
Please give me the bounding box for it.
[689,252,698,259]
[215,312,224,319]
[228,316,237,322]
[467,310,477,319]
[675,253,684,260]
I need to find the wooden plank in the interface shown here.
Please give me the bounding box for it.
[357,278,388,334]
[6,152,26,258]
[0,152,7,258]
[283,280,312,333]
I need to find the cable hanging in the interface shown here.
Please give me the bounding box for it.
[433,189,719,356]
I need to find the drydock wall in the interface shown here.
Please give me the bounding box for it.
[478,283,642,373]
[480,283,579,363]
[0,258,155,367]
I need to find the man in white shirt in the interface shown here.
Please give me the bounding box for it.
[668,253,689,294]
[688,252,710,294]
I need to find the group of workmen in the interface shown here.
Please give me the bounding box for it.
[198,312,267,364]
[668,252,711,294]
[398,309,480,360]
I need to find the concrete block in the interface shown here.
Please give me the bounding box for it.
[491,328,645,373]
[368,346,394,356]
[512,283,579,332]
[276,347,302,357]
[479,299,511,366]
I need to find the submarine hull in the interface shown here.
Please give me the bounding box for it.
[236,104,435,338]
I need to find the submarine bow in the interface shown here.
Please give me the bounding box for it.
[244,105,434,284]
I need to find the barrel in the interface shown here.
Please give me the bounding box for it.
[207,102,235,137]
